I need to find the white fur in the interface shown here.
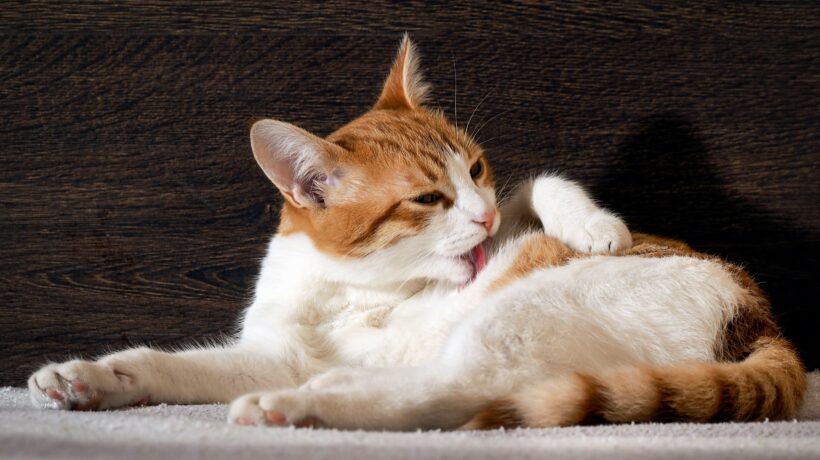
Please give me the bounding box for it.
[28,174,745,431]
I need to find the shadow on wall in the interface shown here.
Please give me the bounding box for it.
[594,115,819,368]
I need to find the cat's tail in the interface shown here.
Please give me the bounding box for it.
[464,336,806,429]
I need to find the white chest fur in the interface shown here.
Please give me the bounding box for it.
[240,234,455,371]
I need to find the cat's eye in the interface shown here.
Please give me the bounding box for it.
[413,193,443,205]
[469,160,483,179]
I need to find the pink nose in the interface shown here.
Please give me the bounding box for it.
[473,210,496,233]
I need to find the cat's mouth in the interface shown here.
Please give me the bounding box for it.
[460,243,487,284]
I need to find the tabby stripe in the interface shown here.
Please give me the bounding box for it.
[743,370,766,421]
[577,374,608,426]
[419,149,447,170]
[347,201,403,246]
[465,399,525,429]
[416,161,441,183]
[712,372,738,422]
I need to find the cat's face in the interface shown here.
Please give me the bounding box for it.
[251,36,498,286]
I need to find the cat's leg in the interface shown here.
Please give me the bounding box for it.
[499,174,631,253]
[227,297,544,430]
[227,364,500,430]
[28,346,297,410]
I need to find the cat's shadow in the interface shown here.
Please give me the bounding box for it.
[592,115,819,367]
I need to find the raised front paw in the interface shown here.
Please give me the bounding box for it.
[567,210,632,253]
[529,175,631,253]
[28,359,146,410]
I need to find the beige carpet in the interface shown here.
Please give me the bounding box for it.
[2,373,820,460]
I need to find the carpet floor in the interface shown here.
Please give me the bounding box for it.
[2,373,819,460]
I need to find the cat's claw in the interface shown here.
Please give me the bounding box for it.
[558,210,632,254]
[561,210,632,254]
[580,210,632,254]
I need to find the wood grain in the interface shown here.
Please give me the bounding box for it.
[2,1,818,39]
[1,2,818,386]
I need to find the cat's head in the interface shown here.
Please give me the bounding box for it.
[251,36,498,286]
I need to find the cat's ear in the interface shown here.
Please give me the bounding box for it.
[250,119,340,209]
[374,34,430,111]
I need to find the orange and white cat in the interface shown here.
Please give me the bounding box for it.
[29,36,805,430]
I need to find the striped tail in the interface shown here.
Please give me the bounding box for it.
[465,337,806,429]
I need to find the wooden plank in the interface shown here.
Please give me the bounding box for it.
[2,1,818,39]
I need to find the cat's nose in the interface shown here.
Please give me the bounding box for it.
[473,210,496,234]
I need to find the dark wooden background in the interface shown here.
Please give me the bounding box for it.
[1,2,818,387]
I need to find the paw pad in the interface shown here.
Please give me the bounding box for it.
[264,410,287,425]
[71,381,89,394]
[234,417,258,426]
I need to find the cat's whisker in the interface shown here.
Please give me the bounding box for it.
[465,90,492,138]
[471,108,514,142]
[395,246,439,293]
[395,276,413,295]
[452,57,458,129]
[496,174,515,205]
[476,134,516,147]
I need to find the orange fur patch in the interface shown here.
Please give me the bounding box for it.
[488,234,575,293]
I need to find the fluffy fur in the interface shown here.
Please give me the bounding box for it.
[28,36,805,431]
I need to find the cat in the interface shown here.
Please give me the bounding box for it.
[28,35,805,430]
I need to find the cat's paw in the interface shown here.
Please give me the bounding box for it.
[28,359,145,410]
[568,210,632,254]
[229,390,320,428]
[529,175,631,253]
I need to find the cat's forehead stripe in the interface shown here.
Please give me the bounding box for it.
[415,148,447,171]
[416,161,441,184]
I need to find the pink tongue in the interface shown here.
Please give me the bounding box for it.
[471,244,486,277]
